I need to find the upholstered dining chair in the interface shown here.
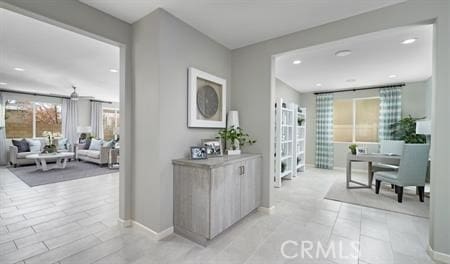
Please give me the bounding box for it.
[374,144,430,203]
[369,140,405,187]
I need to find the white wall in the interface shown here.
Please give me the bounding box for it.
[275,78,301,105]
[231,0,449,257]
[132,9,231,232]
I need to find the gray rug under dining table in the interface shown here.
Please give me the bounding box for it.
[8,161,114,187]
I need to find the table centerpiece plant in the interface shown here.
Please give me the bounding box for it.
[42,131,57,154]
[349,144,357,155]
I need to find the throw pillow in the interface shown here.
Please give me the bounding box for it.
[89,139,103,151]
[103,140,114,148]
[12,139,30,153]
[26,139,42,153]
[57,138,68,150]
[84,139,91,150]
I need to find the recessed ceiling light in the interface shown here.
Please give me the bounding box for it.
[316,83,322,87]
[401,38,417,44]
[346,79,356,82]
[389,74,397,78]
[0,82,7,85]
[109,69,118,73]
[292,60,302,65]
[14,67,25,71]
[335,50,352,57]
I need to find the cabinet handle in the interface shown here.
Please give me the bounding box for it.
[243,166,245,175]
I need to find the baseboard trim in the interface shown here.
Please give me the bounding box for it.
[118,218,132,227]
[258,206,275,214]
[428,244,450,263]
[132,221,174,241]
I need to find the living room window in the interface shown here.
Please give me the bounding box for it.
[333,97,380,143]
[5,100,62,138]
[103,108,119,140]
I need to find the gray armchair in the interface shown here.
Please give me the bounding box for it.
[369,140,405,187]
[374,144,429,203]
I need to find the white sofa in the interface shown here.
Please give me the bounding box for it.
[8,138,73,167]
[75,143,112,166]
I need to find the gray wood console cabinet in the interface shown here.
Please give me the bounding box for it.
[172,154,262,246]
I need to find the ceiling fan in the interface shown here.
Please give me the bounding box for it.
[69,85,94,101]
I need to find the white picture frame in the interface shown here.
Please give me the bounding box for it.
[188,67,226,128]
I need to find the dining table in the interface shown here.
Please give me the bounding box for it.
[346,153,401,189]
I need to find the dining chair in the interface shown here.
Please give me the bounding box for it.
[374,144,430,203]
[369,140,405,187]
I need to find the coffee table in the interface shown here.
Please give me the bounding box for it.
[26,152,75,171]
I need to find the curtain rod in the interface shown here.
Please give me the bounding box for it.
[0,89,113,104]
[314,83,406,95]
[0,89,70,99]
[90,99,112,104]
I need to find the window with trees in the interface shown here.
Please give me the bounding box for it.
[333,97,380,143]
[5,100,62,138]
[103,108,119,140]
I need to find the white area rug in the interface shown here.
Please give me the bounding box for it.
[325,174,429,218]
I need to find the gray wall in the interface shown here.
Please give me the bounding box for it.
[132,9,231,232]
[231,0,449,256]
[300,80,431,169]
[275,78,301,105]
[132,9,162,231]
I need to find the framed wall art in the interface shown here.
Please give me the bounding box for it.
[188,67,226,128]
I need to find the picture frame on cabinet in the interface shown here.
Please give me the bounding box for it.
[190,146,208,160]
[201,138,223,157]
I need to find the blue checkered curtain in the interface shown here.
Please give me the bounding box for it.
[315,94,334,169]
[379,88,402,140]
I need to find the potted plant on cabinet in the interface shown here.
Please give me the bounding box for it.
[217,126,256,155]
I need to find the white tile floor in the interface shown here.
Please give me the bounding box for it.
[0,166,435,264]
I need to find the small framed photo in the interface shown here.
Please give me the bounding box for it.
[356,147,368,155]
[190,146,208,160]
[201,139,223,157]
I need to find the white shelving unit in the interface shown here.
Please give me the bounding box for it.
[274,98,294,188]
[293,105,306,176]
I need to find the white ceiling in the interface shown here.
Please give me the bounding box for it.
[79,0,405,49]
[0,8,120,102]
[275,24,432,93]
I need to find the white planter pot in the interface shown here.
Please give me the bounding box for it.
[227,149,241,155]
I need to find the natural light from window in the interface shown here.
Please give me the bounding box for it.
[5,100,62,138]
[103,108,119,140]
[333,97,380,143]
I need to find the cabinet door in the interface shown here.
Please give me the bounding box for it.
[210,162,241,238]
[241,157,262,217]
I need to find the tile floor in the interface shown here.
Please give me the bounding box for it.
[0,166,435,264]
